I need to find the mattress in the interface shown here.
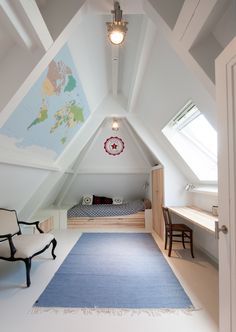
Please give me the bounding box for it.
[67,200,145,218]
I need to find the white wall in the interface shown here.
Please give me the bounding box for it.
[194,226,218,263]
[188,191,218,261]
[41,174,68,209]
[0,163,49,213]
[127,116,189,206]
[61,117,153,207]
[168,191,219,261]
[63,173,149,207]
[189,192,218,213]
[77,119,152,173]
[0,45,44,112]
[171,211,218,263]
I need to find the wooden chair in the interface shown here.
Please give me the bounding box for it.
[162,206,194,258]
[0,208,57,287]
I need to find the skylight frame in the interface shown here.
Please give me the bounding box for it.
[162,101,218,182]
[178,114,217,163]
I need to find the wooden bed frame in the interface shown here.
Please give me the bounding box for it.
[67,211,145,228]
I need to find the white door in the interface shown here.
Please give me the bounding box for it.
[216,37,236,332]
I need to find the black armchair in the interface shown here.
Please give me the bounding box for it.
[0,208,57,287]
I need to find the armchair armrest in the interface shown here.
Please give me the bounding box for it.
[0,233,16,258]
[18,221,44,233]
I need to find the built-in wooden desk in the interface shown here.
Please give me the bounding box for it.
[168,206,218,233]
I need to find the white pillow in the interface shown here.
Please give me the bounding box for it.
[82,194,93,205]
[113,197,123,205]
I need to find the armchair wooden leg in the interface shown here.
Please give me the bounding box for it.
[168,233,172,257]
[190,231,194,258]
[24,258,31,287]
[51,238,57,259]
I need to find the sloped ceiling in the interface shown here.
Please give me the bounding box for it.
[67,15,111,112]
[134,32,218,182]
[0,0,235,218]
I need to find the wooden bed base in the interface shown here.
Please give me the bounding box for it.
[67,211,145,228]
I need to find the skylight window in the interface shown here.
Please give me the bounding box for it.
[162,101,217,182]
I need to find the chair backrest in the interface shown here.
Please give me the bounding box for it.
[0,209,20,236]
[162,206,172,229]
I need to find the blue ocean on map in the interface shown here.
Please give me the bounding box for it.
[0,45,90,157]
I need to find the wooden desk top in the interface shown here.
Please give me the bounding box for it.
[168,206,218,233]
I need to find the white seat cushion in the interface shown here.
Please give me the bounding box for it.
[0,233,55,259]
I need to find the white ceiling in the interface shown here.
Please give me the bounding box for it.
[0,11,15,62]
[118,14,146,99]
[1,0,235,115]
[68,12,154,111]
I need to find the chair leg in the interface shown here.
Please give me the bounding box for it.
[168,233,172,257]
[24,258,31,287]
[182,232,186,249]
[190,231,194,258]
[164,230,167,249]
[51,238,57,259]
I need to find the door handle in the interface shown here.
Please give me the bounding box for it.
[215,221,228,239]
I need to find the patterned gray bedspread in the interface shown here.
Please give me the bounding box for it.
[67,200,145,218]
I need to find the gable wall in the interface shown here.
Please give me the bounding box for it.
[60,118,153,207]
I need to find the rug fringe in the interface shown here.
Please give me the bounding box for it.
[31,306,199,316]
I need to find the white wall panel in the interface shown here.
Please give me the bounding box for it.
[78,119,152,173]
[0,163,49,213]
[63,173,149,207]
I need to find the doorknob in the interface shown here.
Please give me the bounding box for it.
[215,221,228,239]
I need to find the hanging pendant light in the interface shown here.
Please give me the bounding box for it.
[112,119,119,131]
[106,2,128,45]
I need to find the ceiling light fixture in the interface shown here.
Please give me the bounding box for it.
[106,1,128,45]
[112,119,119,131]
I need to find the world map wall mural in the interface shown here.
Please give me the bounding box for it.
[0,45,90,160]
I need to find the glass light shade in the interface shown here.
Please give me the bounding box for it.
[109,30,125,45]
[106,20,128,45]
[112,120,119,130]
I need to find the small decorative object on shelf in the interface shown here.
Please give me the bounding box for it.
[212,205,218,216]
[104,136,125,156]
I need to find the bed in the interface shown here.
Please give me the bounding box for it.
[67,199,148,228]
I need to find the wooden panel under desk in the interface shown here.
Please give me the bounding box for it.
[168,206,218,233]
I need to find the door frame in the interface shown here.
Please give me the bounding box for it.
[216,36,236,332]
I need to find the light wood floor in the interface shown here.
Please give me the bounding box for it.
[0,228,219,332]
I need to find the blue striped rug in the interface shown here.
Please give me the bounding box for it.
[34,233,193,310]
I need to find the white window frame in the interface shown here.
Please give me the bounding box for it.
[162,101,217,183]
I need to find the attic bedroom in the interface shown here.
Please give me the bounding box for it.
[0,0,236,332]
